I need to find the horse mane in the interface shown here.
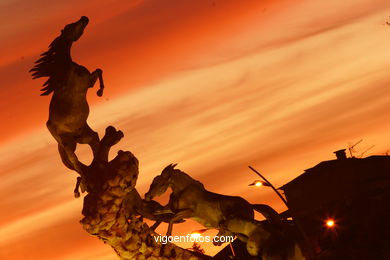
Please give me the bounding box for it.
[164,164,204,189]
[30,33,72,96]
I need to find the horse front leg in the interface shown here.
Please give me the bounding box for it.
[167,221,174,237]
[90,69,104,97]
[150,220,162,231]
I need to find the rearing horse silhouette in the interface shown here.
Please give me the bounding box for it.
[30,16,104,190]
[145,164,281,245]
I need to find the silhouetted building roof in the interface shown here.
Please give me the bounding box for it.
[214,153,390,259]
[280,154,390,212]
[279,152,390,259]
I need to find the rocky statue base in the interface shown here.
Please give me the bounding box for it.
[78,126,208,260]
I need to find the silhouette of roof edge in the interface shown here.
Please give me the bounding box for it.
[279,155,390,190]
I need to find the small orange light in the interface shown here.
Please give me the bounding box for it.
[326,219,335,228]
[254,181,263,187]
[190,232,201,239]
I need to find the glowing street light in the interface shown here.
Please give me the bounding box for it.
[252,180,263,187]
[190,232,201,240]
[189,229,208,239]
[326,219,335,228]
[248,166,317,260]
[248,180,270,187]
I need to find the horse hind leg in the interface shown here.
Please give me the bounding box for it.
[47,121,85,170]
[58,144,85,198]
[77,125,99,157]
[65,151,83,174]
[58,144,76,170]
[48,123,78,171]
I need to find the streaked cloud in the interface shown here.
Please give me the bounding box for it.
[1,0,390,258]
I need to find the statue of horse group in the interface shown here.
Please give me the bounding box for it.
[30,16,104,196]
[144,164,282,245]
[145,164,305,258]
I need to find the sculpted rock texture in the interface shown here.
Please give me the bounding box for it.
[79,127,204,260]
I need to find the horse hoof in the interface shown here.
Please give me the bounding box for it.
[97,89,103,97]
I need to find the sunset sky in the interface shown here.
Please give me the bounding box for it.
[1,0,390,259]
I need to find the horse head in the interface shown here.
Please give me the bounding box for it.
[144,164,177,201]
[61,16,89,42]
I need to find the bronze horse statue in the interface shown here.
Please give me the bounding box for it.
[144,164,282,245]
[30,16,104,196]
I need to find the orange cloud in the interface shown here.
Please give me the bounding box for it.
[1,0,390,258]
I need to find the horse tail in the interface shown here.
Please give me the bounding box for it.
[252,204,282,227]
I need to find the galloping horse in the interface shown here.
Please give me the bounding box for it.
[144,164,281,244]
[30,16,104,194]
